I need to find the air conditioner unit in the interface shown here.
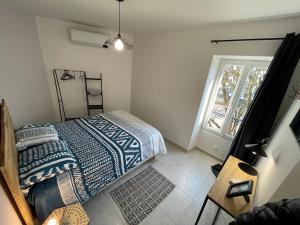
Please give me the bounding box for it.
[70,29,109,48]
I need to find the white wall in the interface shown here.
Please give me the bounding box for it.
[256,99,300,205]
[0,185,22,225]
[197,130,232,160]
[271,160,300,202]
[131,16,300,153]
[0,2,55,128]
[35,17,133,120]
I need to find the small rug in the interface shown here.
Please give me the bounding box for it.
[110,166,175,225]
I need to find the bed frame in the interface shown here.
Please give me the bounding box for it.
[0,99,157,225]
[0,99,35,225]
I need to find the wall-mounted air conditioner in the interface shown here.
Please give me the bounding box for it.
[70,29,109,48]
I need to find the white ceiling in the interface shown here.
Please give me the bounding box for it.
[8,0,300,34]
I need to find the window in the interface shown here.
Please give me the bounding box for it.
[203,57,271,138]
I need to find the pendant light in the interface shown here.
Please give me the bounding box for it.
[105,0,133,51]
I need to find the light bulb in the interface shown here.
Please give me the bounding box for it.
[47,218,58,225]
[114,38,124,51]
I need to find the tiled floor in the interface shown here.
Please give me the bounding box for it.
[83,140,234,225]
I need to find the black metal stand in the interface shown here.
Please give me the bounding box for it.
[53,69,87,122]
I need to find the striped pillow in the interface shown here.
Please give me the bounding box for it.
[16,123,53,131]
[18,140,78,191]
[15,124,59,151]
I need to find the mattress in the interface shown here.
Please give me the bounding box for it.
[27,111,166,222]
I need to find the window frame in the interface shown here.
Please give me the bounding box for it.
[202,55,273,140]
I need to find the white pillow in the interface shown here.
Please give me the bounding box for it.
[15,124,59,151]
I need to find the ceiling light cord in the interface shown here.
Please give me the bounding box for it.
[118,0,121,36]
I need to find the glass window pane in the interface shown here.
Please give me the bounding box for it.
[206,64,244,132]
[226,66,268,136]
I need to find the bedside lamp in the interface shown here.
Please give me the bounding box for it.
[44,211,61,225]
[238,138,269,176]
[47,218,58,225]
[43,204,89,225]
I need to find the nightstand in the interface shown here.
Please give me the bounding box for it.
[43,203,89,225]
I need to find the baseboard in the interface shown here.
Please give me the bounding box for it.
[164,138,224,163]
[195,147,224,163]
[163,138,189,152]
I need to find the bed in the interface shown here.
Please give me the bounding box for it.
[0,99,166,224]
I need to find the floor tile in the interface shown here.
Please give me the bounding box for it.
[83,140,223,225]
[176,200,200,225]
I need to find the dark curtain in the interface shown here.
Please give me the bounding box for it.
[213,33,300,173]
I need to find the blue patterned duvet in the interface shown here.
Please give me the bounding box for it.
[53,111,166,205]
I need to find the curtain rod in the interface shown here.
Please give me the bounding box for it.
[211,37,285,44]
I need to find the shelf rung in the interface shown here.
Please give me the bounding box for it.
[65,117,78,121]
[87,93,102,96]
[88,105,103,110]
[87,89,102,96]
[85,78,101,81]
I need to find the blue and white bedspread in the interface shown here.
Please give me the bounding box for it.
[53,111,166,205]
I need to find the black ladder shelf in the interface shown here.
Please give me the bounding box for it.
[84,73,104,116]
